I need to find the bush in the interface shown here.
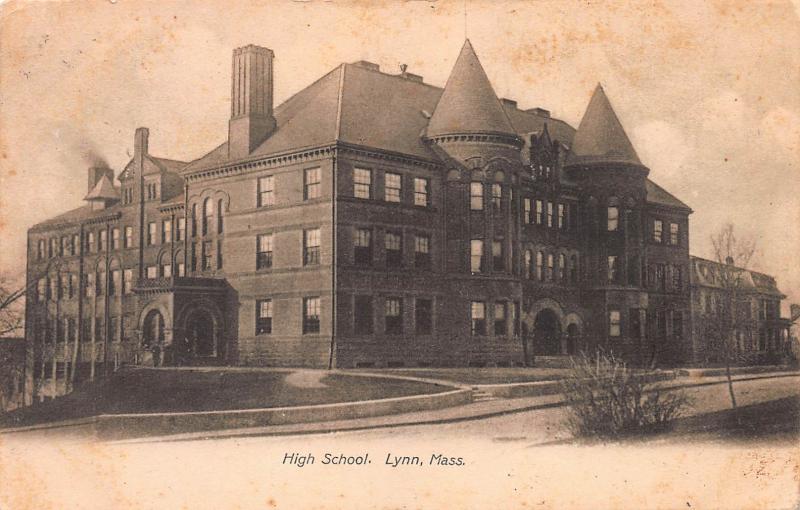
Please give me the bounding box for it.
[561,350,690,438]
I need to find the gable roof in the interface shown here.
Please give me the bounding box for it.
[566,84,642,167]
[84,174,119,201]
[645,179,692,211]
[120,155,189,180]
[426,39,516,138]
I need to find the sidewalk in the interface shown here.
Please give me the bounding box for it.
[110,369,800,444]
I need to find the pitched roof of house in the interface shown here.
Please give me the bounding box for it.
[645,179,692,211]
[566,84,642,167]
[30,204,121,231]
[120,155,189,180]
[84,174,120,201]
[690,256,785,297]
[183,46,572,173]
[426,39,516,138]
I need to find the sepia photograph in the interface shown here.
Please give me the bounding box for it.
[0,0,798,508]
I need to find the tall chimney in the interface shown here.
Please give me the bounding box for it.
[134,127,149,162]
[228,45,276,159]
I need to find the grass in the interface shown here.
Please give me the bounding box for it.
[0,368,450,429]
[357,367,571,385]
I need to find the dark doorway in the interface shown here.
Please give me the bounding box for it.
[534,309,561,355]
[566,323,580,355]
[186,311,215,358]
[143,310,165,348]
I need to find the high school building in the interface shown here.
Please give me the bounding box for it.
[24,40,788,402]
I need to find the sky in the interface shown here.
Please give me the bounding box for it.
[0,0,798,313]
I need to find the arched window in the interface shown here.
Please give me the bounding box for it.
[536,251,544,281]
[174,250,185,277]
[203,198,214,236]
[546,253,554,281]
[524,250,532,279]
[217,199,224,234]
[558,253,566,282]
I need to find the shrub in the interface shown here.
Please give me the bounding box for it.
[560,350,690,438]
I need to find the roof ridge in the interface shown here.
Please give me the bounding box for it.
[334,63,346,142]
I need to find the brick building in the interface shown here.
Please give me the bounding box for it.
[689,256,792,365]
[25,40,710,401]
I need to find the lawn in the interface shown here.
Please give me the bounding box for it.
[0,368,450,429]
[357,367,571,385]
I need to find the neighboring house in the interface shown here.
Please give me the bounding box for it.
[689,256,792,365]
[24,40,695,403]
[0,337,25,411]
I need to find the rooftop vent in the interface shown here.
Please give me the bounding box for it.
[526,107,550,118]
[352,60,380,71]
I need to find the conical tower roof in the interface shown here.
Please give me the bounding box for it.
[427,40,516,138]
[84,174,119,201]
[566,84,642,167]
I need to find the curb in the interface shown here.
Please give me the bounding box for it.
[111,370,800,444]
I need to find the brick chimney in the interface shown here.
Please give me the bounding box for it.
[134,127,149,163]
[228,45,277,159]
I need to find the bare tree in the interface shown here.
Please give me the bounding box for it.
[0,276,28,338]
[710,223,756,409]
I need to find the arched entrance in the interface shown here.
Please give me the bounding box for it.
[142,310,165,348]
[566,323,580,355]
[534,309,561,355]
[185,309,215,358]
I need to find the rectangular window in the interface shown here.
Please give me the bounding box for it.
[471,301,486,336]
[470,182,483,211]
[216,240,223,269]
[672,265,682,291]
[608,255,618,283]
[385,172,402,202]
[415,298,432,335]
[414,234,430,269]
[354,168,372,199]
[547,201,554,227]
[303,297,321,334]
[202,241,213,270]
[655,263,666,291]
[546,253,554,281]
[99,230,107,251]
[494,302,507,336]
[148,222,157,246]
[111,228,120,250]
[256,299,272,335]
[558,203,565,229]
[110,270,120,296]
[72,234,80,255]
[94,317,103,343]
[258,175,274,207]
[607,206,619,231]
[354,228,372,266]
[492,240,504,271]
[124,226,133,248]
[177,262,185,277]
[304,228,321,266]
[176,218,185,241]
[146,266,157,279]
[61,236,69,256]
[523,198,531,224]
[162,262,173,278]
[653,220,663,243]
[470,239,484,273]
[69,274,77,298]
[491,184,502,211]
[669,223,679,245]
[123,269,133,294]
[256,234,273,269]
[672,311,683,339]
[535,199,543,224]
[97,271,106,296]
[413,177,429,207]
[558,253,566,282]
[385,231,402,268]
[37,240,45,260]
[86,232,95,253]
[304,167,321,200]
[163,220,172,244]
[629,308,642,338]
[85,273,95,298]
[59,274,68,300]
[354,295,373,334]
[385,297,403,334]
[609,310,621,337]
